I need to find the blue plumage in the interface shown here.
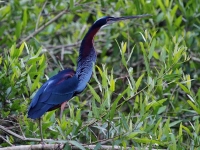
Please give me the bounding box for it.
[28,69,77,119]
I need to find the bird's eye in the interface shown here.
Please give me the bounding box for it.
[106,17,114,22]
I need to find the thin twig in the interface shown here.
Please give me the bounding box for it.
[35,0,48,30]
[191,56,200,62]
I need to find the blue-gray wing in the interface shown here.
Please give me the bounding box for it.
[28,69,78,119]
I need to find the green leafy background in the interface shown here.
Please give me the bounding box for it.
[0,0,200,149]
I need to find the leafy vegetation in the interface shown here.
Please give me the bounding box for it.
[0,0,200,149]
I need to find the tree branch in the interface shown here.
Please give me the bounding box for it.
[0,144,63,150]
[0,144,166,150]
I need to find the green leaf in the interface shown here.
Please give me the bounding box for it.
[170,133,176,149]
[68,141,85,150]
[169,120,182,127]
[63,143,71,150]
[153,51,159,59]
[42,122,52,131]
[175,15,182,27]
[70,0,74,9]
[27,75,32,91]
[163,74,180,81]
[148,38,156,60]
[109,69,115,92]
[110,87,128,120]
[173,46,186,64]
[23,7,28,28]
[127,131,146,139]
[171,5,178,19]
[18,42,25,57]
[96,65,107,88]
[146,98,167,111]
[140,42,150,75]
[127,45,135,64]
[181,124,193,137]
[120,42,127,68]
[56,126,65,139]
[187,100,200,114]
[185,74,191,90]
[15,22,22,39]
[0,4,11,19]
[135,73,145,91]
[157,0,166,13]
[6,87,11,96]
[92,98,99,118]
[93,65,102,92]
[87,84,101,103]
[94,143,101,150]
[120,113,129,131]
[153,118,162,134]
[157,106,167,114]
[177,83,190,94]
[10,44,16,58]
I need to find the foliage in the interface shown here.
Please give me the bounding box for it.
[0,0,200,149]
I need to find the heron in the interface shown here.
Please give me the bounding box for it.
[28,14,150,142]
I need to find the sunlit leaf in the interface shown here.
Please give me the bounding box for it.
[87,84,101,103]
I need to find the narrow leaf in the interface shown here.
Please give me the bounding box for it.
[87,84,101,103]
[187,100,200,114]
[135,73,145,91]
[148,38,156,60]
[69,140,85,150]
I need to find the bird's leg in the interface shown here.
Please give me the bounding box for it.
[39,117,44,144]
[60,101,67,121]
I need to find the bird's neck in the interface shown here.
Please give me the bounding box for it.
[75,26,100,93]
[83,27,100,41]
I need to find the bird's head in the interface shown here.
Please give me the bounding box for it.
[92,14,151,29]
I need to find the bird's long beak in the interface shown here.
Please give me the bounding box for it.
[107,14,151,24]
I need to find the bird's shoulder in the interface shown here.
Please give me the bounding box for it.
[30,68,78,107]
[44,68,78,93]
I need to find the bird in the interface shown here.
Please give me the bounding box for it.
[27,14,150,142]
